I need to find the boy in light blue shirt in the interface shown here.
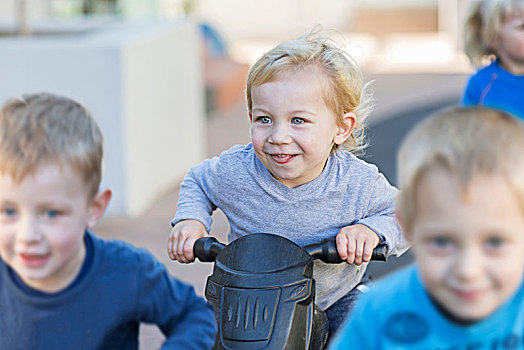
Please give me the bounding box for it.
[330,107,524,348]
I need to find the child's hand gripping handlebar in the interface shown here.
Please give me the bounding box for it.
[303,237,388,263]
[193,235,388,263]
[193,236,226,262]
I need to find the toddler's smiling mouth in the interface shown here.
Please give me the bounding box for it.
[270,154,296,164]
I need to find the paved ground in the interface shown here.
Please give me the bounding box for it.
[94,71,468,348]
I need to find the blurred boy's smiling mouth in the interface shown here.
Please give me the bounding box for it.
[19,252,50,267]
[451,287,488,302]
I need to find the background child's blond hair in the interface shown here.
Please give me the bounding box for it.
[397,107,524,230]
[464,0,524,67]
[0,93,103,200]
[246,30,373,154]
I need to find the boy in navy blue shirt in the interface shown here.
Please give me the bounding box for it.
[0,93,216,349]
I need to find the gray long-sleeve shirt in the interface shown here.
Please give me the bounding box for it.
[173,143,408,309]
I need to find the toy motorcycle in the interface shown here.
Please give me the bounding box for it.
[194,233,387,349]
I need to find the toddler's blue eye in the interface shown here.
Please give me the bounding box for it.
[259,117,271,124]
[291,118,305,124]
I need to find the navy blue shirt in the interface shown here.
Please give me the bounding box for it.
[0,232,216,349]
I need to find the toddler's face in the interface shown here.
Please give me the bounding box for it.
[409,168,524,321]
[493,13,524,73]
[249,68,352,188]
[0,162,94,292]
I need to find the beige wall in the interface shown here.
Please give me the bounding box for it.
[194,0,359,43]
[122,20,205,215]
[0,19,205,216]
[0,0,48,21]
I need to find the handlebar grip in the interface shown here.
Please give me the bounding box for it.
[193,236,225,262]
[371,244,388,261]
[305,238,388,263]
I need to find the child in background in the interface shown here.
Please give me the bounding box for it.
[330,107,524,349]
[461,0,524,119]
[0,93,216,349]
[168,31,408,336]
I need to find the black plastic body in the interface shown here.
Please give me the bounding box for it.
[193,233,387,349]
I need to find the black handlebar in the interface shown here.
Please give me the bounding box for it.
[194,235,388,263]
[304,237,388,263]
[193,236,225,262]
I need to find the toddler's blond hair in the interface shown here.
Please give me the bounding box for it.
[246,30,373,154]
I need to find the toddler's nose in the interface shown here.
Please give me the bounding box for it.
[268,123,292,144]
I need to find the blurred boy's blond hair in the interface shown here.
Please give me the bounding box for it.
[0,93,103,201]
[397,107,524,231]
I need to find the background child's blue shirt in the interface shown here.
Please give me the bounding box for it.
[0,231,217,350]
[461,60,524,120]
[173,143,408,309]
[330,265,524,349]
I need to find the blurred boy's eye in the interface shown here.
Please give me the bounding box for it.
[257,116,271,124]
[291,117,305,125]
[433,237,451,247]
[0,207,18,223]
[485,236,504,250]
[44,210,61,219]
[429,236,453,253]
[1,208,17,217]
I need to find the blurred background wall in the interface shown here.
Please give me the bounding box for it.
[0,0,475,214]
[0,1,206,217]
[0,0,476,218]
[0,1,478,348]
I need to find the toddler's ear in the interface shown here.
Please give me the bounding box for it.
[334,112,356,145]
[87,189,112,228]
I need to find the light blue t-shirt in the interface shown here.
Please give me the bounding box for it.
[461,60,524,120]
[330,265,524,349]
[173,143,408,309]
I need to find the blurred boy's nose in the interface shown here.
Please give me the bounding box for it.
[453,247,484,282]
[16,217,41,244]
[268,122,292,145]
